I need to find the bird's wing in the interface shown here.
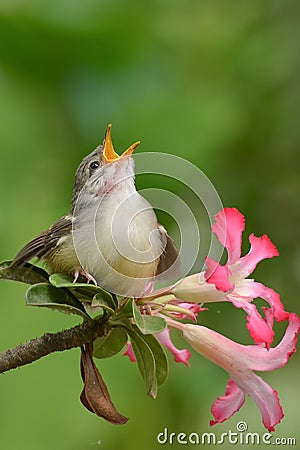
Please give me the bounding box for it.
[156,223,179,277]
[11,215,73,267]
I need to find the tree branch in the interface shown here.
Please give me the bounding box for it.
[0,316,107,374]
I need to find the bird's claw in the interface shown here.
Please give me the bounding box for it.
[73,268,98,286]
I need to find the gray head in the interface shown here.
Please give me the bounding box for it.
[71,125,140,213]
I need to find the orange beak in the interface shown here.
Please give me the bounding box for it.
[102,124,140,163]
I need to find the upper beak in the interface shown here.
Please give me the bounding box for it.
[102,124,140,163]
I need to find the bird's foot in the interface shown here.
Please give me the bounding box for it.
[74,268,98,286]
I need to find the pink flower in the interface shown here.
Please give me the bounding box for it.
[204,208,289,348]
[182,313,300,432]
[123,329,191,366]
[155,328,191,366]
[163,208,288,348]
[123,341,136,362]
[160,299,204,322]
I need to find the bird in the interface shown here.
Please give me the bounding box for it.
[11,124,178,297]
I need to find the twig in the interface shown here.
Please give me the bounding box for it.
[0,316,107,374]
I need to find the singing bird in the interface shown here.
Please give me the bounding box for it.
[11,125,178,297]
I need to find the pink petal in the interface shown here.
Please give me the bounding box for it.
[216,312,299,372]
[262,307,274,329]
[205,257,234,292]
[170,301,203,322]
[234,234,279,278]
[246,311,274,349]
[247,313,300,371]
[175,301,203,314]
[252,282,289,322]
[227,294,274,348]
[212,208,245,265]
[210,378,245,425]
[235,280,289,323]
[123,341,137,362]
[156,328,191,366]
[241,372,283,432]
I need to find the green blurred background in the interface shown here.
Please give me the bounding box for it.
[0,1,299,449]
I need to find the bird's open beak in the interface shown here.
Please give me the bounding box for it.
[102,124,140,163]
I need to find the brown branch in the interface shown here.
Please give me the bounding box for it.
[0,316,107,374]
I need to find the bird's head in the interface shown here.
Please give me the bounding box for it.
[71,124,140,210]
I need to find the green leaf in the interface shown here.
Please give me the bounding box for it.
[140,332,169,387]
[93,327,128,359]
[26,283,89,319]
[92,293,115,315]
[0,260,49,285]
[112,297,133,320]
[132,301,167,334]
[49,273,115,305]
[128,325,158,399]
[49,273,94,289]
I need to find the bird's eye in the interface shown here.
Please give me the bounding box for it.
[89,161,100,171]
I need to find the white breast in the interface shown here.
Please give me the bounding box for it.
[72,186,163,297]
